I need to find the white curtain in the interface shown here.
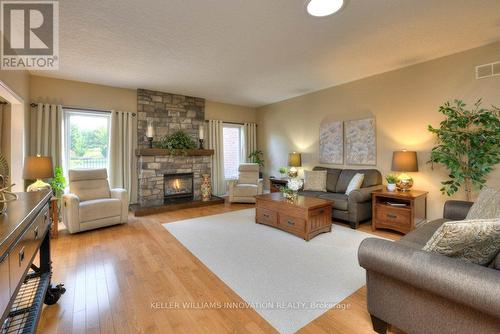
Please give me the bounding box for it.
[110,110,138,203]
[207,120,225,196]
[243,123,257,161]
[31,103,64,167]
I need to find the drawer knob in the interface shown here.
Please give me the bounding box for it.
[287,220,295,226]
[263,213,269,218]
[387,213,397,219]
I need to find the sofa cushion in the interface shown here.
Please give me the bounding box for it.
[335,169,381,193]
[79,198,122,223]
[313,167,342,192]
[466,187,500,220]
[422,219,500,265]
[69,169,111,201]
[397,219,447,249]
[233,184,258,197]
[303,170,327,192]
[318,193,348,211]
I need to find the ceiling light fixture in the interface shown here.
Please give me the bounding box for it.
[306,0,344,17]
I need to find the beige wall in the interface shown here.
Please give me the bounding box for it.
[0,70,30,191]
[257,41,500,220]
[205,100,257,123]
[30,75,137,113]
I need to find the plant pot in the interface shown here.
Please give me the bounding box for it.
[387,183,396,192]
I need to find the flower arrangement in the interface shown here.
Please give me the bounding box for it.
[287,178,303,191]
[280,178,303,200]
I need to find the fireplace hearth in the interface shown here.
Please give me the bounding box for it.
[164,172,194,202]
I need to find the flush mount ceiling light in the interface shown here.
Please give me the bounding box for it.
[306,0,344,17]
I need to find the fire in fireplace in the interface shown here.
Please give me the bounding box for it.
[164,172,194,202]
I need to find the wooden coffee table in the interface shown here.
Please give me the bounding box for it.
[255,193,333,241]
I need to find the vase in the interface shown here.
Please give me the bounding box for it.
[387,183,396,192]
[201,174,211,201]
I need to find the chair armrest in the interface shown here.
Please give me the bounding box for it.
[62,193,80,234]
[349,185,383,203]
[443,200,473,220]
[111,188,129,223]
[358,238,500,318]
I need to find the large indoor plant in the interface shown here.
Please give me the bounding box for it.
[428,99,500,201]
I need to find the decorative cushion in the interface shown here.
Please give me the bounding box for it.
[466,187,500,220]
[345,173,364,195]
[313,167,342,192]
[303,170,327,192]
[422,219,500,265]
[335,169,382,193]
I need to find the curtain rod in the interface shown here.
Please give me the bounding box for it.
[30,103,136,116]
[204,120,257,126]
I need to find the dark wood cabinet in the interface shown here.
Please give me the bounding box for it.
[0,190,62,333]
[372,189,428,234]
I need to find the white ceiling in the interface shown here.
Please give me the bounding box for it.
[33,0,500,107]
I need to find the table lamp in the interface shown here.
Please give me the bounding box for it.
[287,152,302,178]
[24,155,54,192]
[391,150,418,191]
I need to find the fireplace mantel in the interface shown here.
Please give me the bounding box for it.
[136,148,214,156]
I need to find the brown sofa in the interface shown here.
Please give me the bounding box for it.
[358,200,500,334]
[298,167,382,229]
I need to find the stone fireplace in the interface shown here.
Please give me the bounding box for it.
[136,89,212,207]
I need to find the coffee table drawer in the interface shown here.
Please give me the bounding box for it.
[256,207,277,227]
[279,214,305,233]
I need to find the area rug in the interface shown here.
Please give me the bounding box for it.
[163,208,384,334]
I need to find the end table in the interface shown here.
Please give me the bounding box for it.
[372,189,428,234]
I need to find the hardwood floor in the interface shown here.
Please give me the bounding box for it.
[38,203,404,334]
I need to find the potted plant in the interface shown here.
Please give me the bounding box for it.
[385,174,398,192]
[154,130,197,155]
[278,167,288,178]
[49,167,67,218]
[248,150,264,178]
[428,100,499,201]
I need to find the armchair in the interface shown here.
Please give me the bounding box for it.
[62,169,128,234]
[228,163,263,203]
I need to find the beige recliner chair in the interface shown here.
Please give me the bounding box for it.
[62,169,128,234]
[228,163,263,203]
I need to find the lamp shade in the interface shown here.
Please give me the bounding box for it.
[23,156,54,179]
[288,152,302,167]
[391,151,418,172]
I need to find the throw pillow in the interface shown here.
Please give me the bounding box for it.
[466,187,500,219]
[422,218,500,266]
[303,170,327,192]
[345,173,364,195]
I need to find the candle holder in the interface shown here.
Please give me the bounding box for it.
[199,139,204,149]
[147,136,154,148]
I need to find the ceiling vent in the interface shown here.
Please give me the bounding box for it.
[475,61,500,79]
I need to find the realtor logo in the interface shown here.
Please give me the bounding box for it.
[1,1,58,70]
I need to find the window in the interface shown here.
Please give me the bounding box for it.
[64,110,111,171]
[223,124,243,179]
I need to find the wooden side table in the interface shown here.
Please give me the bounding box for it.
[372,189,428,234]
[269,178,289,193]
[50,197,59,238]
